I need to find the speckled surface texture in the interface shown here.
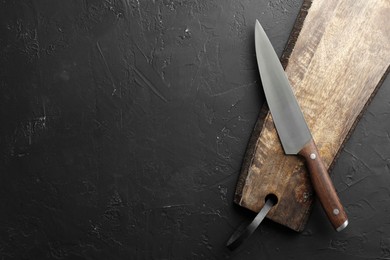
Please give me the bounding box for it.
[0,0,389,259]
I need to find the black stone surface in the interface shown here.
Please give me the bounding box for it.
[1,0,389,259]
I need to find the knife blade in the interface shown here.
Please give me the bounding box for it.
[254,20,348,231]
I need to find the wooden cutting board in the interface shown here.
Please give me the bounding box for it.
[234,0,390,231]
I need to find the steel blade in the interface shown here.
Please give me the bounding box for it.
[254,20,312,155]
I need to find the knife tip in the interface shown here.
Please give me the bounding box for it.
[255,19,264,33]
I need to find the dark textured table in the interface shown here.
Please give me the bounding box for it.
[1,1,389,259]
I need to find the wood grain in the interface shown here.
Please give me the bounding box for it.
[299,139,348,231]
[234,0,390,231]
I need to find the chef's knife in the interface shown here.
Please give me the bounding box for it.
[254,20,348,231]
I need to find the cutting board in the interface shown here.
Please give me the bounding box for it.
[234,0,390,231]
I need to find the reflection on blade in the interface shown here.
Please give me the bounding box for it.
[254,20,311,154]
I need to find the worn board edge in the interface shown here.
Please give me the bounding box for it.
[327,65,390,174]
[234,0,390,231]
[234,0,313,206]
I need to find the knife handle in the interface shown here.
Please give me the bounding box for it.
[299,139,348,232]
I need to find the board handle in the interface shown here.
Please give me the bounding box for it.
[299,139,348,231]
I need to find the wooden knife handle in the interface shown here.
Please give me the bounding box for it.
[299,139,348,231]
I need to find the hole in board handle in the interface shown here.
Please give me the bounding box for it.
[265,193,278,206]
